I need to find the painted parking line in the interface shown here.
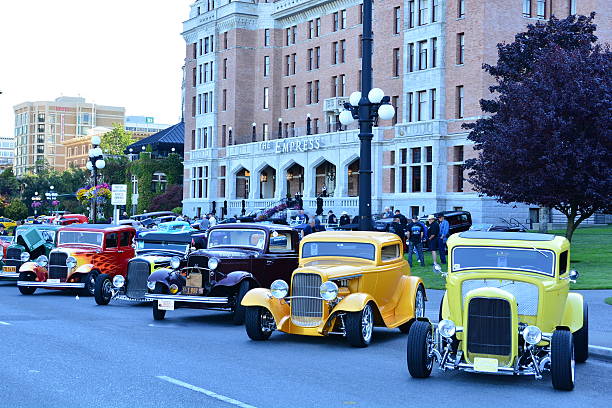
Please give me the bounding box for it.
[0,321,11,325]
[157,375,258,408]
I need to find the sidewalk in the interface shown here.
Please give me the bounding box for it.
[424,289,612,361]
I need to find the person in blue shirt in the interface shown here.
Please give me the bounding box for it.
[406,216,425,267]
[437,213,450,264]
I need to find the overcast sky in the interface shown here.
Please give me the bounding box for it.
[0,0,192,137]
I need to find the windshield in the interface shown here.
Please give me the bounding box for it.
[59,231,103,246]
[302,242,376,261]
[452,246,556,276]
[136,240,188,253]
[208,229,266,249]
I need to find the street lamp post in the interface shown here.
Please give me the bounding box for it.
[31,192,41,216]
[339,0,395,231]
[45,185,59,216]
[86,135,106,223]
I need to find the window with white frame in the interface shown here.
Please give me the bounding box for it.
[152,172,167,193]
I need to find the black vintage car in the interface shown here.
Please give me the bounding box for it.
[145,223,299,324]
[94,230,206,305]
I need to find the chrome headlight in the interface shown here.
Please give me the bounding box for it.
[36,255,48,267]
[207,257,219,270]
[170,256,181,270]
[270,279,288,299]
[66,256,77,268]
[522,325,542,345]
[113,275,125,288]
[20,252,30,262]
[147,281,156,290]
[438,319,456,338]
[320,281,339,301]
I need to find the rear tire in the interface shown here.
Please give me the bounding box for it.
[18,272,36,295]
[244,306,273,341]
[406,320,434,378]
[78,271,98,297]
[573,303,589,363]
[152,284,167,321]
[345,302,374,347]
[551,329,575,391]
[94,274,112,305]
[232,280,252,325]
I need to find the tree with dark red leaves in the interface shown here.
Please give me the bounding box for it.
[148,185,183,213]
[464,13,611,241]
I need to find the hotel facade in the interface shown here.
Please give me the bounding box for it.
[180,0,610,222]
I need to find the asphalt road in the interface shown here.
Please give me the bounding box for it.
[1,282,611,408]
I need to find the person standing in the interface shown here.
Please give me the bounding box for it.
[208,213,217,227]
[437,214,449,264]
[394,209,408,227]
[339,211,351,226]
[199,215,210,231]
[389,217,405,241]
[426,214,440,266]
[407,216,425,267]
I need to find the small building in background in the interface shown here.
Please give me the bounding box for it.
[0,136,15,171]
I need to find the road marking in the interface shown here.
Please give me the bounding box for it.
[0,321,11,325]
[157,375,257,408]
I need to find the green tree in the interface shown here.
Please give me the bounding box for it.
[0,168,19,197]
[101,157,130,186]
[101,123,136,156]
[5,200,28,221]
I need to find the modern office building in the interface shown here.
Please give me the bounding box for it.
[13,96,124,175]
[0,136,15,170]
[125,116,172,140]
[180,0,610,221]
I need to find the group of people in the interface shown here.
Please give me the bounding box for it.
[186,213,217,231]
[384,208,449,268]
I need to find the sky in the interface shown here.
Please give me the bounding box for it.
[0,0,192,136]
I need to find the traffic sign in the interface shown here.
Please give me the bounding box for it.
[111,184,128,206]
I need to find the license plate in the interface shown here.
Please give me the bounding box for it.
[182,286,202,295]
[3,266,16,273]
[158,299,174,311]
[47,279,60,283]
[473,357,499,373]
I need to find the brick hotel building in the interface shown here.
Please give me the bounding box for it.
[180,0,610,222]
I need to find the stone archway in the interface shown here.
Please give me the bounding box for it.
[347,158,359,197]
[315,160,336,197]
[286,163,304,196]
[259,165,276,199]
[235,167,250,199]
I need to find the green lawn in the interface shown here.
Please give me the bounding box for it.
[406,225,612,290]
[605,297,612,306]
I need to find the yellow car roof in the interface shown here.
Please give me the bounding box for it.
[300,231,401,246]
[449,231,569,251]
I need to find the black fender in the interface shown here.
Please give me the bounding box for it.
[216,271,258,288]
[147,268,174,288]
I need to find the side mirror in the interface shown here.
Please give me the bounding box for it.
[433,264,447,278]
[569,269,579,283]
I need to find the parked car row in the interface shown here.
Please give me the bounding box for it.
[0,221,588,391]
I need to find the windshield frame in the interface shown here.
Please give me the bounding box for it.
[451,245,557,277]
[207,228,268,250]
[301,241,376,261]
[58,231,104,247]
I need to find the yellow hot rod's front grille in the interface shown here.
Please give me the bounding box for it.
[291,273,323,327]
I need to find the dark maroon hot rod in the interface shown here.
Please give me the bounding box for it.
[145,223,299,324]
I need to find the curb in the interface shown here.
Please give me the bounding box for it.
[589,345,612,362]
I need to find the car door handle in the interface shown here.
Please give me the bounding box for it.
[266,260,274,265]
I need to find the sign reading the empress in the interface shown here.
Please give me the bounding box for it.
[260,137,322,154]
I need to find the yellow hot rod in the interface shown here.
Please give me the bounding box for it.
[406,231,587,391]
[242,231,426,347]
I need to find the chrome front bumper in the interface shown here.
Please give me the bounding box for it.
[145,293,229,304]
[0,272,19,278]
[17,281,85,288]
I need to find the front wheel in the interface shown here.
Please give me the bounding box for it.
[152,284,167,321]
[18,272,36,295]
[573,303,589,363]
[406,320,434,378]
[232,280,252,325]
[94,274,113,305]
[244,306,274,341]
[345,302,374,347]
[551,329,575,391]
[78,271,98,297]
